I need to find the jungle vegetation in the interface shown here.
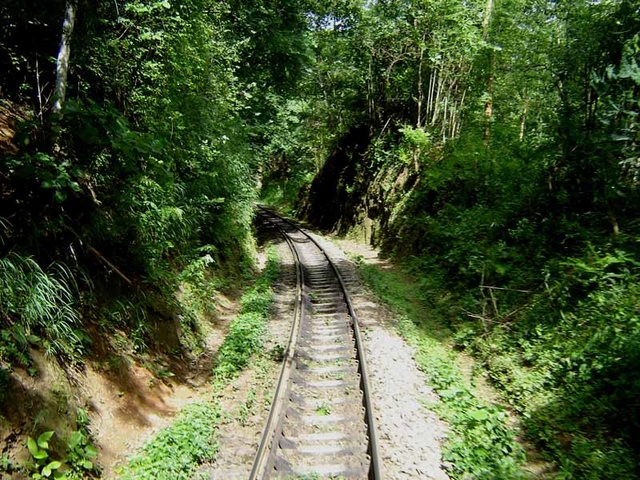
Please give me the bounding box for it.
[264,0,640,477]
[1,0,639,478]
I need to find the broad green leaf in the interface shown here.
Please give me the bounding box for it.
[469,409,489,421]
[68,431,82,448]
[85,444,99,458]
[33,449,48,460]
[46,460,62,470]
[27,437,39,457]
[37,431,54,449]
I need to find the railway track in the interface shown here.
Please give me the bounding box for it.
[251,207,381,480]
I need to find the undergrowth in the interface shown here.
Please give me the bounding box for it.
[119,244,280,478]
[0,253,82,363]
[459,247,640,479]
[214,245,279,380]
[354,258,528,480]
[117,402,221,480]
[356,241,640,478]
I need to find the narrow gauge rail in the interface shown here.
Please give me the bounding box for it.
[251,207,381,480]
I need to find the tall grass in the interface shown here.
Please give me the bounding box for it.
[0,253,81,360]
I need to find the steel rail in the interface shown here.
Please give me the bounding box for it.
[250,211,306,479]
[251,206,382,480]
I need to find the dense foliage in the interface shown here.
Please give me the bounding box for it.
[119,401,221,479]
[3,0,640,477]
[261,0,640,477]
[0,0,313,366]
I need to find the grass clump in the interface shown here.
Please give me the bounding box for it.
[119,401,221,480]
[214,245,279,380]
[0,253,83,362]
[355,259,528,480]
[214,311,267,380]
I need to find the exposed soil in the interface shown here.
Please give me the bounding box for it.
[0,101,27,155]
[0,294,238,479]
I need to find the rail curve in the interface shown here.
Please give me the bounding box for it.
[250,206,381,480]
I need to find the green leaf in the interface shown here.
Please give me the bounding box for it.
[82,459,93,470]
[27,437,39,457]
[46,460,62,470]
[37,431,54,449]
[32,448,49,460]
[439,388,463,399]
[33,449,48,460]
[34,152,55,165]
[84,444,99,458]
[68,431,82,449]
[469,409,489,421]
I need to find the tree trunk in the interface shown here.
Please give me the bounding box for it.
[431,72,443,126]
[482,0,495,145]
[482,0,494,34]
[519,95,528,142]
[442,95,449,141]
[427,69,437,118]
[484,68,494,143]
[367,55,375,122]
[52,0,77,119]
[416,45,424,128]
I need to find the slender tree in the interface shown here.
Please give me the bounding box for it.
[52,0,77,119]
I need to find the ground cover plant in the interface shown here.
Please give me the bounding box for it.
[116,402,221,480]
[355,258,528,479]
[118,245,279,478]
[214,246,280,380]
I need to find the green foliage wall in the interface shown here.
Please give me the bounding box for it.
[278,0,640,477]
[0,0,314,366]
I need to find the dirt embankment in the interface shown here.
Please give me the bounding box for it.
[0,101,27,156]
[0,294,238,478]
